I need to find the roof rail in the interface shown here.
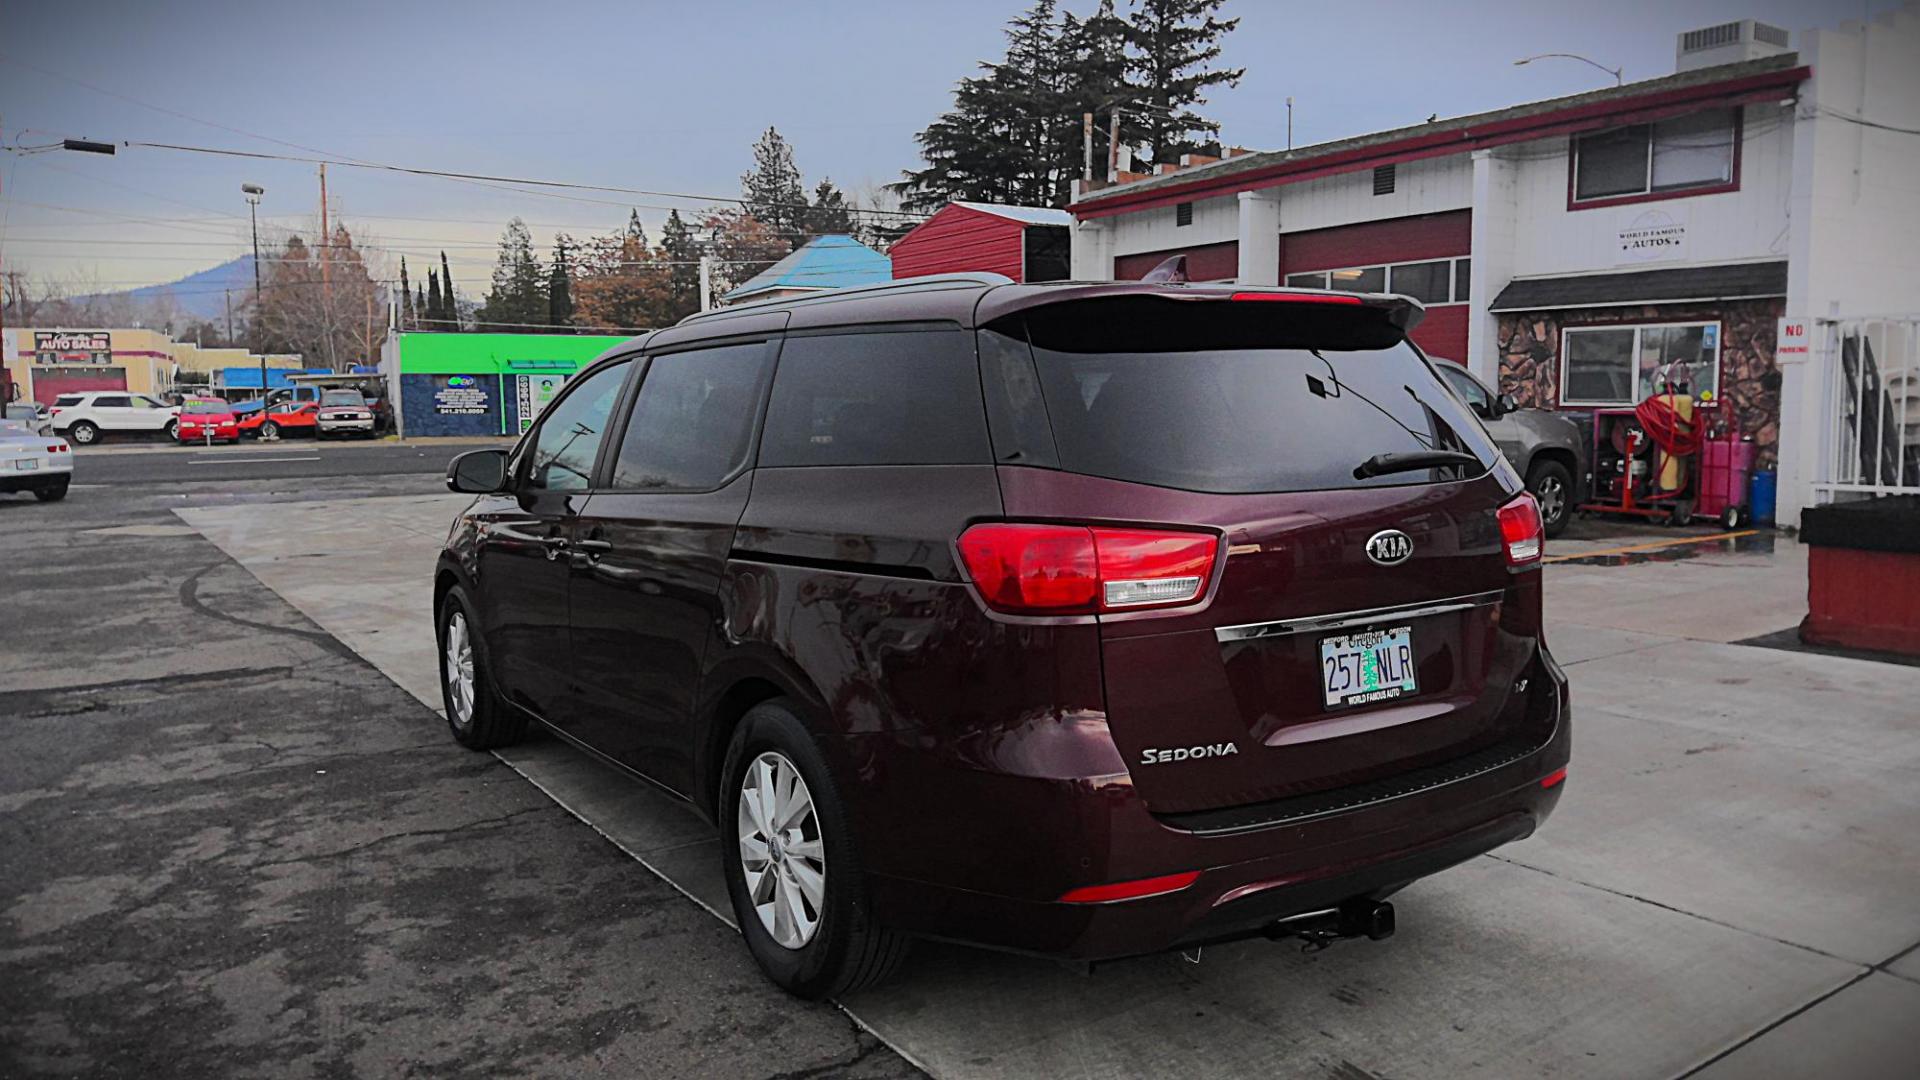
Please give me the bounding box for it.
[678,272,1015,324]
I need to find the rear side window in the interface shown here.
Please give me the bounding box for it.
[758,330,989,467]
[1015,297,1497,494]
[611,342,774,491]
[93,396,131,408]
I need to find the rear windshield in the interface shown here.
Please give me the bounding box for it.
[1003,297,1497,494]
[321,390,365,407]
[184,400,228,415]
[54,395,84,406]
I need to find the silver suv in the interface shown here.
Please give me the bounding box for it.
[1435,360,1586,537]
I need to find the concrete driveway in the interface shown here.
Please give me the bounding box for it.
[166,495,1920,1077]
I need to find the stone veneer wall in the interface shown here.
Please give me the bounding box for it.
[1496,297,1786,467]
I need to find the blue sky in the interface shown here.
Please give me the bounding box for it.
[0,0,1891,293]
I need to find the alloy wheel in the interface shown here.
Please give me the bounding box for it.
[1535,474,1566,526]
[444,611,475,727]
[737,750,827,949]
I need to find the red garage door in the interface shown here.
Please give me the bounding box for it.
[1115,240,1239,282]
[31,366,127,405]
[1279,211,1472,361]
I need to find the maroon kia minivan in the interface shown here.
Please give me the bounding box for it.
[435,274,1569,998]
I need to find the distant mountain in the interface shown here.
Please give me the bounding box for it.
[80,256,258,323]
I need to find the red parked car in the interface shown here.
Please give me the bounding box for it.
[237,401,319,439]
[434,275,1569,998]
[176,398,241,444]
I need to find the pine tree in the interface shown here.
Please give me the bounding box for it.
[398,257,414,328]
[803,179,857,237]
[439,251,459,330]
[897,0,1082,210]
[659,210,701,319]
[1125,0,1243,165]
[1064,0,1141,167]
[741,127,807,248]
[547,235,575,330]
[478,218,546,331]
[426,269,444,328]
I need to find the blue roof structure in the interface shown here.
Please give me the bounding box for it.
[219,367,330,390]
[722,235,891,302]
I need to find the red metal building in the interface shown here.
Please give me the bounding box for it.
[889,202,1074,283]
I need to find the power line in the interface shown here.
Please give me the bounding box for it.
[112,140,929,220]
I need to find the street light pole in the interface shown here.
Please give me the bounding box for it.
[243,184,266,414]
[1513,53,1623,87]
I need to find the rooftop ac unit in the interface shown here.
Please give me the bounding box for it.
[1676,19,1791,72]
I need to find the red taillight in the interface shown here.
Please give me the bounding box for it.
[1058,870,1201,904]
[957,523,1218,615]
[48,444,65,453]
[1229,291,1364,305]
[1497,494,1543,567]
[49,408,63,417]
[1540,766,1567,789]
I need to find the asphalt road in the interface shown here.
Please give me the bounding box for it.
[69,437,505,486]
[0,470,916,1078]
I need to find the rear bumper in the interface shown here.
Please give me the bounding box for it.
[853,651,1570,961]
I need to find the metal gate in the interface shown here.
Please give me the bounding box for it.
[1818,317,1920,503]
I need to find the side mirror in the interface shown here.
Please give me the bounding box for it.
[1494,392,1519,418]
[447,448,510,493]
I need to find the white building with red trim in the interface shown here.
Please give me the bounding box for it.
[1068,9,1920,526]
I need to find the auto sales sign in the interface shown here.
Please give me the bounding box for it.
[34,331,112,364]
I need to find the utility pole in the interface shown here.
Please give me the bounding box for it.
[1286,97,1294,150]
[1107,108,1122,181]
[1083,112,1094,183]
[318,164,338,371]
[243,184,266,406]
[699,255,715,312]
[224,289,234,344]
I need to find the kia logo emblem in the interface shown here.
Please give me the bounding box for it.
[1365,529,1414,566]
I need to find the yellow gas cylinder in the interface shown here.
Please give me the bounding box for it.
[1657,393,1695,491]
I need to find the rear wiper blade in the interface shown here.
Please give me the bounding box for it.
[1353,450,1481,480]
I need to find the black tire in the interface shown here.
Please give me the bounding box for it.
[260,420,279,439]
[1526,459,1575,539]
[161,419,178,441]
[68,421,99,446]
[33,477,69,502]
[720,700,909,999]
[435,585,527,750]
[1721,505,1747,529]
[1667,498,1695,527]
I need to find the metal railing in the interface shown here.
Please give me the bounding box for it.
[1819,317,1920,501]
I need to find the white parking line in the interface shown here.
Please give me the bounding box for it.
[187,455,322,465]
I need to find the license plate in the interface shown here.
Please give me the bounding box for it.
[1320,626,1417,708]
[13,458,38,471]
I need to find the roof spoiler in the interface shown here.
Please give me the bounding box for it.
[977,282,1426,335]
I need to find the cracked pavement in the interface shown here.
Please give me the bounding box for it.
[0,473,918,1079]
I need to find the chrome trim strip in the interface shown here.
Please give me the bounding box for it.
[1213,590,1504,643]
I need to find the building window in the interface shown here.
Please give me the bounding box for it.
[1372,164,1396,196]
[1572,108,1737,204]
[1289,257,1472,303]
[1175,201,1194,227]
[1561,321,1722,406]
[1388,261,1451,304]
[1328,266,1387,293]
